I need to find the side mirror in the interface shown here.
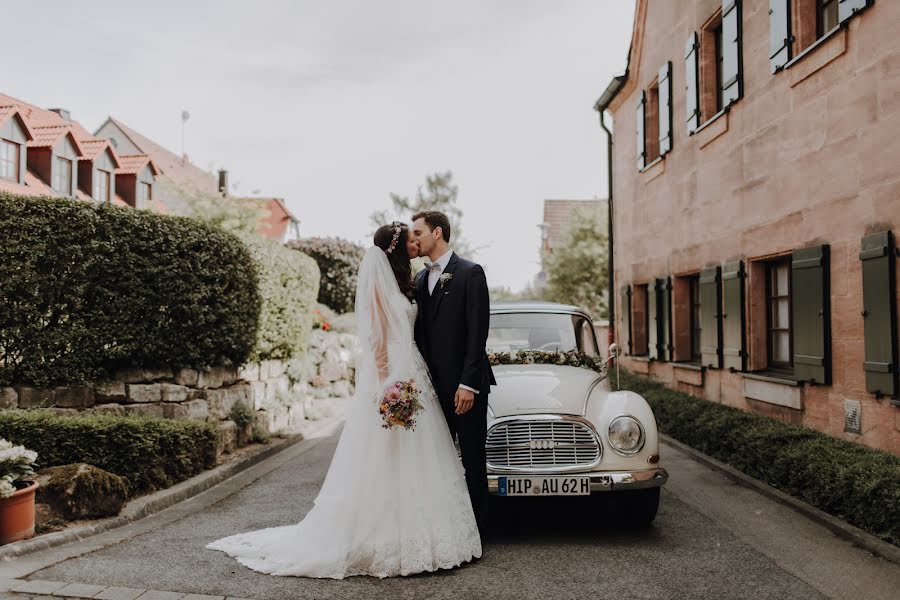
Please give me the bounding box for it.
[607,343,620,391]
[606,343,618,363]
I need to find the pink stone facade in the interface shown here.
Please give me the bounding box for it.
[607,0,900,454]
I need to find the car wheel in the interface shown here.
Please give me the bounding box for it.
[617,487,660,526]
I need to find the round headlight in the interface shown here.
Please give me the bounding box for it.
[608,416,645,455]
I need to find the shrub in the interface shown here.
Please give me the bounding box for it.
[237,233,320,362]
[228,400,254,430]
[289,237,365,314]
[0,409,216,495]
[620,371,900,546]
[0,193,260,388]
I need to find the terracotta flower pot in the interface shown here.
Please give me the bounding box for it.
[0,481,38,545]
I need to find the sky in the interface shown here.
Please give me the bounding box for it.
[6,0,635,291]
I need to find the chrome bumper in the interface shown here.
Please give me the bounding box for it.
[487,468,668,494]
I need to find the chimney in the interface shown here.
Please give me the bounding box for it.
[218,169,229,196]
[49,108,71,120]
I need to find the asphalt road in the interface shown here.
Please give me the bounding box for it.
[3,426,898,600]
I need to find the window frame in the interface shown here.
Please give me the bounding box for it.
[54,156,73,195]
[817,0,839,37]
[95,169,111,203]
[644,79,661,166]
[139,181,152,206]
[0,139,20,182]
[713,19,725,114]
[765,257,794,373]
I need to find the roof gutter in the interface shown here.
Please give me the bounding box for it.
[593,74,626,353]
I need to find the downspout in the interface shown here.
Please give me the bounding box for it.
[594,74,626,354]
[599,111,615,349]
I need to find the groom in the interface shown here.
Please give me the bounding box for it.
[411,211,496,535]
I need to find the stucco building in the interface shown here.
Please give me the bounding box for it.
[595,0,898,454]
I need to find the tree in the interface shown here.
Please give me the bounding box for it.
[541,208,609,319]
[167,177,267,235]
[371,171,475,257]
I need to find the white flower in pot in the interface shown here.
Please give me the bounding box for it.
[0,438,38,498]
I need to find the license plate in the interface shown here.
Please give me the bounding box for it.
[498,476,591,496]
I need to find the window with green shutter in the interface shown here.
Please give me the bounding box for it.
[722,260,746,371]
[699,266,723,369]
[792,244,831,384]
[860,231,898,399]
[651,277,673,361]
[621,285,632,355]
[648,281,659,360]
[770,0,872,74]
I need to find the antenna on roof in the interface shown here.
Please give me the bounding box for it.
[180,110,191,164]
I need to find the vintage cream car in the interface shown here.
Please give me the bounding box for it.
[486,301,668,524]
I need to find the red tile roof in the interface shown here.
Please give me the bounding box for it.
[0,105,35,141]
[101,117,217,193]
[27,125,86,155]
[79,138,122,167]
[0,171,55,198]
[116,154,160,176]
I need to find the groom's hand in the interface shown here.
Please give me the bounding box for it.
[454,387,475,415]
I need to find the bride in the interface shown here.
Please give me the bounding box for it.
[206,222,482,578]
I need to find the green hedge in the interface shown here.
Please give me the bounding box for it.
[0,410,216,495]
[289,237,365,314]
[0,193,261,388]
[620,371,900,546]
[238,233,320,362]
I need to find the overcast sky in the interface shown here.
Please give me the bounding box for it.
[7,0,634,291]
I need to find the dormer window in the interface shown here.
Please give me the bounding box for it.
[53,156,73,195]
[1,139,19,181]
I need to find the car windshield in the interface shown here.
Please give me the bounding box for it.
[487,312,599,355]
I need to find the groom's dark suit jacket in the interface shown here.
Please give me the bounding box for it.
[414,252,496,404]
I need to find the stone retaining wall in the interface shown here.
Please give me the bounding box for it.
[0,360,308,457]
[305,329,359,399]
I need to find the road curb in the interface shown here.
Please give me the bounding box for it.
[661,433,900,565]
[0,430,311,561]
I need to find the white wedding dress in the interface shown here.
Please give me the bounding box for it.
[206,246,482,578]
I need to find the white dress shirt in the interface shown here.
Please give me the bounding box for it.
[426,249,478,395]
[427,249,454,295]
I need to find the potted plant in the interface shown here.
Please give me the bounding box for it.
[0,438,39,545]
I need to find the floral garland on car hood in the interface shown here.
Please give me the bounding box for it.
[487,350,607,377]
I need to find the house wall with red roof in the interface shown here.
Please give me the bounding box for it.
[0,91,156,206]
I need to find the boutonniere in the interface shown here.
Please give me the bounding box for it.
[439,273,453,288]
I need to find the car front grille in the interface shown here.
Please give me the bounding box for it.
[486,418,601,471]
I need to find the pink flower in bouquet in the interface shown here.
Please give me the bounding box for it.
[379,379,425,430]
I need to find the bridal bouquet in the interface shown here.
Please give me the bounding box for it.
[379,379,424,430]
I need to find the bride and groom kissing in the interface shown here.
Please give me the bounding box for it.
[207,210,496,578]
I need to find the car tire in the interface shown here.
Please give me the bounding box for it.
[617,487,660,526]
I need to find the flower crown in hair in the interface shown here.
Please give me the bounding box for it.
[385,221,403,255]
